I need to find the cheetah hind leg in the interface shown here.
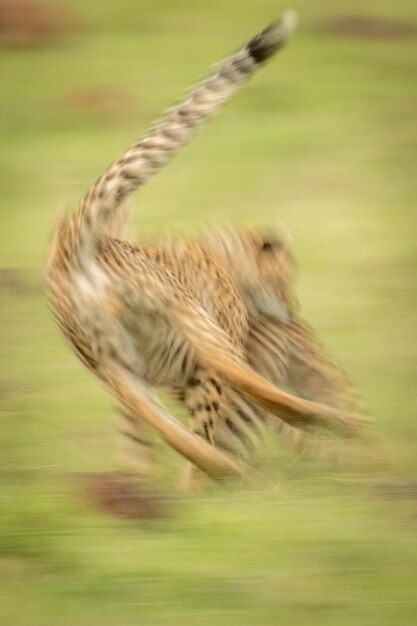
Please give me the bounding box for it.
[102,359,261,485]
[114,406,156,481]
[179,370,225,491]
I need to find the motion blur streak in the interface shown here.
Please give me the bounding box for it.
[0,1,416,625]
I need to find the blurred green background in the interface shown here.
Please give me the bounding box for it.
[1,0,416,624]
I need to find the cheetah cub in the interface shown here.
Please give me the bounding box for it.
[47,12,359,486]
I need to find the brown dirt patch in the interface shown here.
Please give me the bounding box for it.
[64,86,136,120]
[0,268,40,295]
[79,472,168,520]
[372,479,417,501]
[0,0,76,48]
[323,15,417,40]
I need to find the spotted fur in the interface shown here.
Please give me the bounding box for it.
[47,12,357,486]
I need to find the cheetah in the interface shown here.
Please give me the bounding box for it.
[47,12,359,487]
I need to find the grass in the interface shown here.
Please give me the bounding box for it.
[0,0,417,624]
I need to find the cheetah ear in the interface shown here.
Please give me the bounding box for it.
[274,219,293,250]
[260,238,281,253]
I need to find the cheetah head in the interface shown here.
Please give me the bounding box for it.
[203,224,299,322]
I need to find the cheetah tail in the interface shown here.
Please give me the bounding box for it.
[67,11,297,264]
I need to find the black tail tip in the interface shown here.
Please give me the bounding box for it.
[247,10,298,64]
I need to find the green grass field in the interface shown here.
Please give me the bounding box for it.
[1,1,417,624]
